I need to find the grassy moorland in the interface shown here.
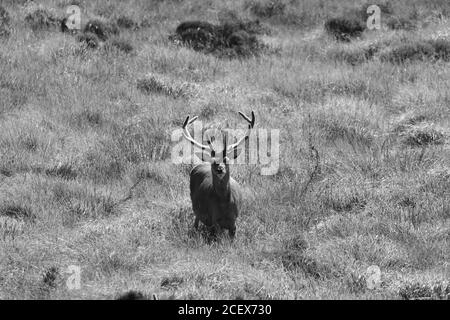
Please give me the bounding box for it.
[0,0,449,299]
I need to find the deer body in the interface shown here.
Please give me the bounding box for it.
[181,110,255,239]
[190,162,242,237]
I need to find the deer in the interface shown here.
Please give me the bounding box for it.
[181,111,255,239]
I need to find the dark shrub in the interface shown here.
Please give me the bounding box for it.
[175,21,219,51]
[76,32,100,49]
[83,19,119,41]
[172,20,267,58]
[176,20,217,35]
[402,127,445,147]
[0,26,10,38]
[117,290,147,300]
[25,8,60,31]
[42,267,59,288]
[325,17,364,41]
[0,6,10,26]
[431,39,450,60]
[227,30,253,47]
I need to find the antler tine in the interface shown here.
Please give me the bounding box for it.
[182,116,190,129]
[182,115,199,129]
[238,111,255,127]
[181,115,211,151]
[207,139,216,155]
[222,133,227,157]
[188,116,198,125]
[226,110,256,153]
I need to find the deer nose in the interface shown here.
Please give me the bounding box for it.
[217,164,225,173]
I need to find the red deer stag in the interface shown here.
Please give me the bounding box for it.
[181,111,255,239]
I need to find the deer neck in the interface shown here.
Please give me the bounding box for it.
[212,167,231,200]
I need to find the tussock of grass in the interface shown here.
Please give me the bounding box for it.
[72,109,103,128]
[136,75,193,99]
[80,146,125,183]
[24,7,61,31]
[45,163,78,181]
[0,6,10,37]
[111,118,171,164]
[0,6,10,26]
[327,43,380,65]
[107,38,134,54]
[0,203,35,222]
[399,282,450,300]
[381,39,450,63]
[247,0,286,19]
[245,0,311,27]
[386,16,417,31]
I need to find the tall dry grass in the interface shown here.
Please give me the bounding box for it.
[0,0,449,299]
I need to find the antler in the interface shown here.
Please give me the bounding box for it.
[182,115,213,152]
[226,111,255,154]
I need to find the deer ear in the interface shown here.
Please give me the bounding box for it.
[227,147,243,160]
[194,151,212,163]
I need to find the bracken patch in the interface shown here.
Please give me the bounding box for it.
[170,20,268,58]
[324,17,364,42]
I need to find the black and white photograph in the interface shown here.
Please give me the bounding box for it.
[0,0,449,303]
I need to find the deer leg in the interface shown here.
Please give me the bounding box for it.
[194,216,199,230]
[206,223,220,241]
[211,223,220,235]
[229,225,236,239]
